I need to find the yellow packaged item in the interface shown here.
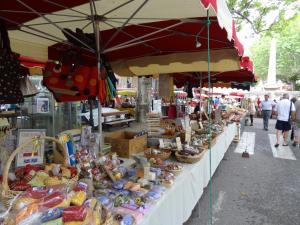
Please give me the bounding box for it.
[44,177,61,186]
[70,191,86,206]
[61,168,71,178]
[93,204,101,225]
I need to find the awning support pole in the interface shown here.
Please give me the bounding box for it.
[89,0,102,154]
[207,10,213,225]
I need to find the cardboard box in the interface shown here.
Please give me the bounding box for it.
[104,131,147,158]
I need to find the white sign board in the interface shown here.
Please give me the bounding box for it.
[16,129,46,167]
[36,98,50,113]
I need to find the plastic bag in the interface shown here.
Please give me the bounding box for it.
[62,205,87,222]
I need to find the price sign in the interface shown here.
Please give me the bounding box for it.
[185,126,192,144]
[176,137,183,151]
[159,139,165,148]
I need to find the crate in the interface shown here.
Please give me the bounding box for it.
[104,131,147,158]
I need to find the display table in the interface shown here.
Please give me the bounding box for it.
[139,123,236,225]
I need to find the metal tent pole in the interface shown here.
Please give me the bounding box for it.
[89,0,102,154]
[96,22,103,154]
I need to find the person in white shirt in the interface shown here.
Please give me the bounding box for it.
[260,94,273,130]
[274,93,296,147]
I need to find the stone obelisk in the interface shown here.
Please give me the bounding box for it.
[265,38,280,90]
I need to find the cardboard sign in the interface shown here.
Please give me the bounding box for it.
[176,137,183,151]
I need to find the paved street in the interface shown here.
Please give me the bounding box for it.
[185,118,300,225]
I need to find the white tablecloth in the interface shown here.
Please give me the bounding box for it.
[139,123,236,225]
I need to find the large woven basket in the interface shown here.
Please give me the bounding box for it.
[1,136,77,208]
[175,149,207,164]
[144,148,171,161]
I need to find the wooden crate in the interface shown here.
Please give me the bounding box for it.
[104,131,147,158]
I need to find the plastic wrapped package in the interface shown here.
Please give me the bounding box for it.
[73,182,88,192]
[41,208,63,223]
[70,191,86,206]
[41,191,65,208]
[62,205,87,222]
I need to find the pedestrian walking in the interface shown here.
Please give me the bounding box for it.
[260,94,273,130]
[292,97,300,146]
[274,93,295,147]
[248,99,256,126]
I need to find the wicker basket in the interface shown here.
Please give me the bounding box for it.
[144,148,171,161]
[1,136,77,208]
[175,149,207,164]
[165,168,182,176]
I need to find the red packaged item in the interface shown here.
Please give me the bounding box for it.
[24,164,42,174]
[62,205,87,222]
[23,186,49,199]
[14,167,25,179]
[41,191,64,208]
[9,180,30,191]
[69,167,77,178]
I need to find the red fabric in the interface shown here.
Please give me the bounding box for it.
[48,17,244,64]
[19,56,45,68]
[240,56,253,72]
[200,0,218,12]
[43,62,95,102]
[230,92,244,97]
[232,20,244,56]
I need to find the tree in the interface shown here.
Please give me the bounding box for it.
[227,0,300,34]
[251,15,300,89]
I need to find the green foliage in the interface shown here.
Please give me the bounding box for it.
[251,15,300,83]
[227,0,300,33]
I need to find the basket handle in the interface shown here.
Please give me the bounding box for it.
[2,136,68,192]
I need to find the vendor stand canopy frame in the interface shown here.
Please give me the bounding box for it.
[0,1,247,224]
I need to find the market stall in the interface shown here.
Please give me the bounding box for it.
[0,1,253,224]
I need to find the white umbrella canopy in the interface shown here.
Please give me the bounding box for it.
[2,0,240,71]
[7,0,232,45]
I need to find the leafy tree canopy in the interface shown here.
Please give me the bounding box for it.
[227,0,299,34]
[251,15,300,85]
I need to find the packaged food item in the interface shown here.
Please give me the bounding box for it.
[42,217,63,225]
[28,176,45,187]
[42,192,64,208]
[62,205,87,222]
[13,197,36,210]
[44,177,61,186]
[16,203,40,224]
[9,180,30,191]
[73,182,88,192]
[41,208,63,223]
[61,167,71,178]
[70,191,86,206]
